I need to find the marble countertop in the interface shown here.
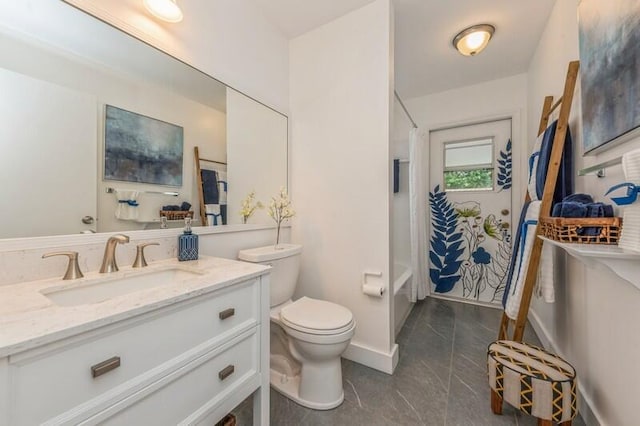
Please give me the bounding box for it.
[0,255,270,357]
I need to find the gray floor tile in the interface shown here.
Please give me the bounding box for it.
[230,297,584,426]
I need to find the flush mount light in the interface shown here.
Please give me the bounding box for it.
[452,24,495,56]
[143,0,183,23]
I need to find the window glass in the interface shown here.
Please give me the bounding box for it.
[444,138,494,191]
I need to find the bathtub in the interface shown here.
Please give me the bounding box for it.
[393,263,414,336]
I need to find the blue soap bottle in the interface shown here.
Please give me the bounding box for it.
[178,217,198,261]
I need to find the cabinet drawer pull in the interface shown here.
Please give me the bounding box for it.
[91,356,121,378]
[219,308,235,320]
[218,364,235,381]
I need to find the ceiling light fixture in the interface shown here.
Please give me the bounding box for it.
[452,24,495,56]
[143,0,183,23]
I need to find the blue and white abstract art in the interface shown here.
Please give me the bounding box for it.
[579,0,640,153]
[104,105,184,186]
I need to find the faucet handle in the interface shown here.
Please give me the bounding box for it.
[42,251,84,280]
[133,242,160,268]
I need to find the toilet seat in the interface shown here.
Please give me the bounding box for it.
[280,297,354,336]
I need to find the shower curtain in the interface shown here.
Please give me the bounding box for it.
[409,127,428,302]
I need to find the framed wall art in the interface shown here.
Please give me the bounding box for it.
[104,105,184,186]
[579,0,640,153]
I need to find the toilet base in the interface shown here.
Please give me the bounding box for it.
[270,369,344,410]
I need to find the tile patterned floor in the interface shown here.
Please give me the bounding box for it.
[233,297,585,425]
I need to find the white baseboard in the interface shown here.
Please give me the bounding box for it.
[528,310,601,426]
[342,341,399,375]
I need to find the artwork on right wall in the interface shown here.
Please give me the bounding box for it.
[578,0,640,154]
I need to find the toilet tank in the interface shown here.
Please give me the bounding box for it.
[238,244,302,307]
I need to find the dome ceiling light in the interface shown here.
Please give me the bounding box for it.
[143,0,184,23]
[452,24,495,56]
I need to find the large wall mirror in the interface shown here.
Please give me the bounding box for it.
[0,3,287,239]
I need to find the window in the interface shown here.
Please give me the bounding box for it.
[443,138,494,191]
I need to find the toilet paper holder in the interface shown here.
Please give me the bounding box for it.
[363,271,382,284]
[362,271,384,297]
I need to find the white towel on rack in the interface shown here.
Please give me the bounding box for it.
[205,204,223,226]
[618,148,640,252]
[535,244,555,303]
[216,170,228,204]
[114,190,139,221]
[527,132,545,201]
[504,201,556,318]
[622,148,640,184]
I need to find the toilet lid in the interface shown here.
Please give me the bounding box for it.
[280,297,354,335]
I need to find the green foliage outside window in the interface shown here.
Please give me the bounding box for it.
[444,168,493,191]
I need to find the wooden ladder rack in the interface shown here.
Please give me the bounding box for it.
[194,146,227,227]
[498,60,580,341]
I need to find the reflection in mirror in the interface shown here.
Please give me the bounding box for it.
[0,7,287,239]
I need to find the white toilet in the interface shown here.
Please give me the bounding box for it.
[238,243,355,410]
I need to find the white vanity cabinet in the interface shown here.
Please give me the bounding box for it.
[0,260,270,426]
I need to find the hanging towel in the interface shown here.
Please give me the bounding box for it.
[216,170,228,204]
[393,159,400,193]
[205,204,227,226]
[114,190,139,220]
[201,169,219,204]
[527,120,574,202]
[205,204,222,226]
[504,201,540,318]
[503,201,556,318]
[536,244,555,304]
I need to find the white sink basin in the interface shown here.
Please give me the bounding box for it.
[42,268,205,307]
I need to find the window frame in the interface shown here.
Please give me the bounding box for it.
[443,136,495,192]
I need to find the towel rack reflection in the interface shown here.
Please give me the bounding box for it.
[105,187,179,197]
[578,156,622,178]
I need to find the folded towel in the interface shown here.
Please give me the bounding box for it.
[115,190,140,221]
[180,201,191,211]
[551,201,587,218]
[622,147,640,184]
[619,205,640,252]
[201,169,219,204]
[564,193,594,204]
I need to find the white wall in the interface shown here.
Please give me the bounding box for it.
[405,73,528,238]
[527,1,640,424]
[290,0,397,373]
[61,0,289,113]
[0,68,97,238]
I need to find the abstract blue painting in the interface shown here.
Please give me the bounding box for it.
[104,105,184,186]
[579,0,640,153]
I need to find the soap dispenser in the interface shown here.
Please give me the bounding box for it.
[178,217,198,261]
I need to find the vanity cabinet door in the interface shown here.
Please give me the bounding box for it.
[9,279,259,426]
[82,328,259,426]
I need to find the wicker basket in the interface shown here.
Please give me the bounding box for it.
[539,216,622,244]
[159,210,194,221]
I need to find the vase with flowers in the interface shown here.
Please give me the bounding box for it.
[268,187,295,247]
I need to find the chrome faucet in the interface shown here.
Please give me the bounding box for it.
[100,234,130,273]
